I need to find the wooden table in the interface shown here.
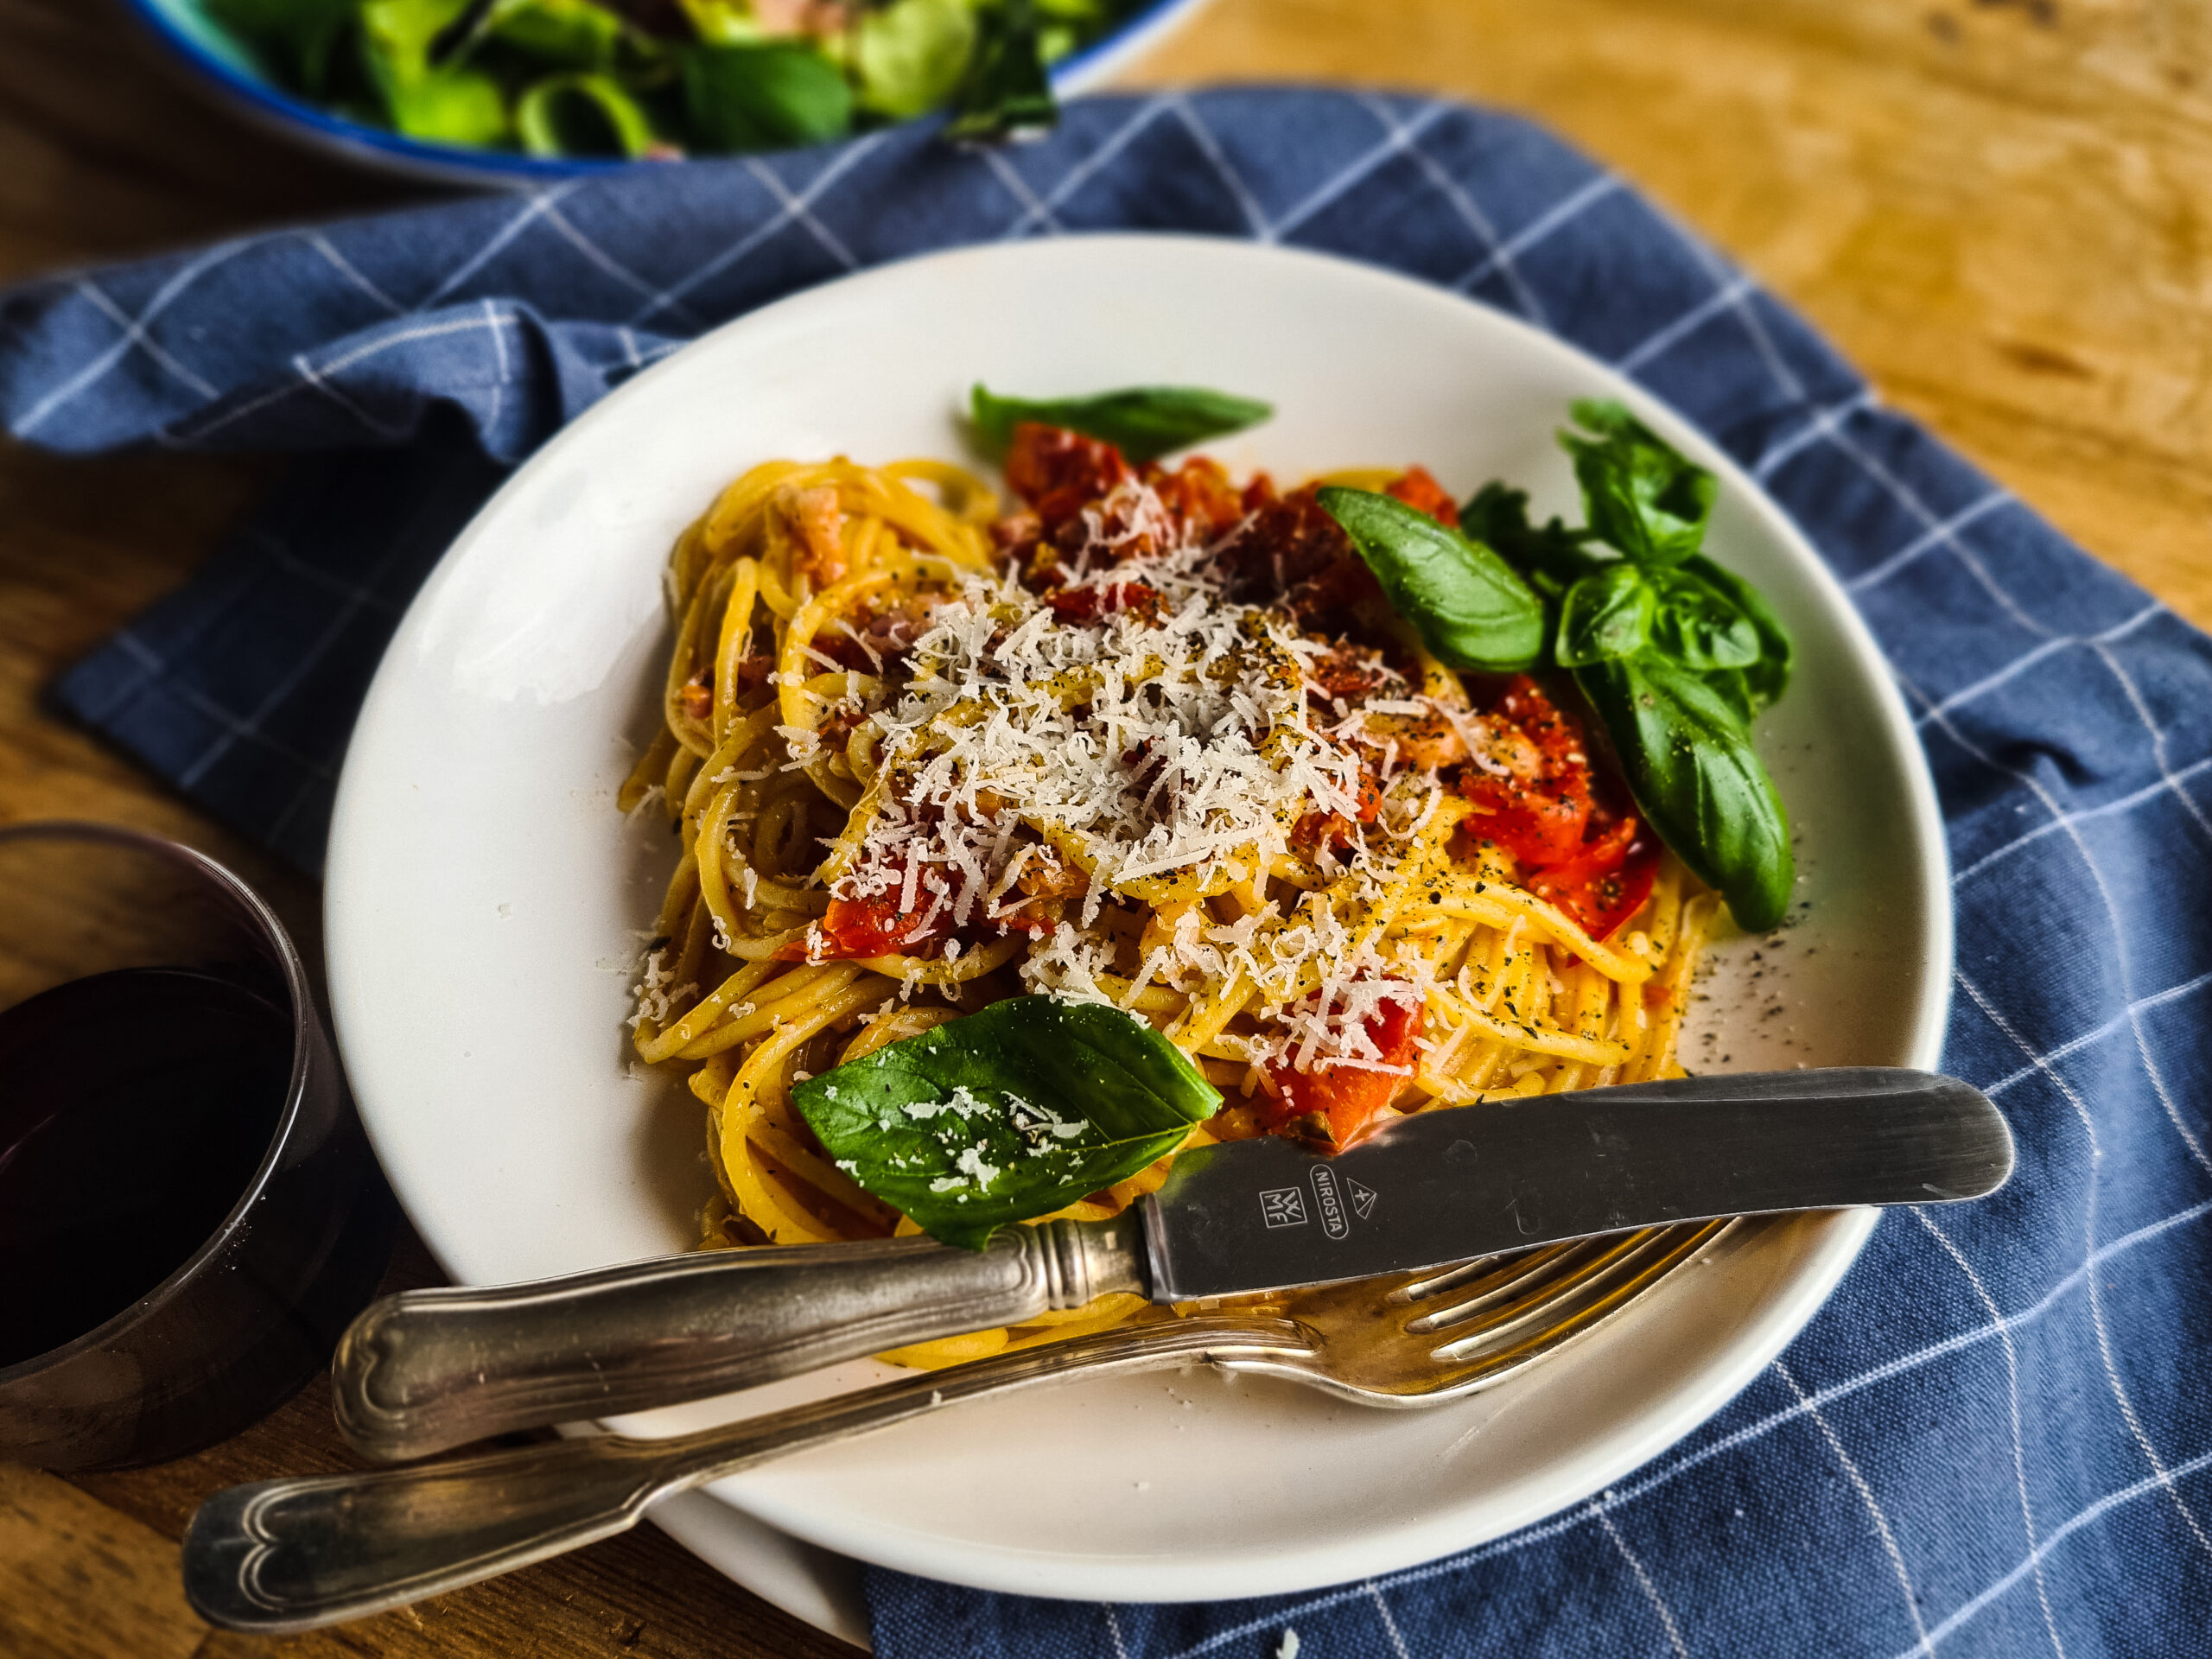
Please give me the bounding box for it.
[2,2,2205,1654]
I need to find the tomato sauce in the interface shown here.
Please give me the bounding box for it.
[1261,995,1425,1149]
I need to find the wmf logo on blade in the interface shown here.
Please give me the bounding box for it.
[1258,1187,1307,1229]
[1258,1173,1380,1236]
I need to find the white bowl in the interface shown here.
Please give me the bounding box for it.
[324,235,1951,1643]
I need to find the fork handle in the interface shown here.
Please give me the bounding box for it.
[187,1315,1303,1635]
[333,1216,1148,1461]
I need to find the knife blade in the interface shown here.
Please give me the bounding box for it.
[333,1066,2012,1459]
[1139,1066,2012,1299]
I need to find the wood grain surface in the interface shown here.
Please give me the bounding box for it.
[1,1,2205,1655]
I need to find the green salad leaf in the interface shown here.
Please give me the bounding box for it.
[1575,653,1794,931]
[673,0,765,48]
[969,382,1274,463]
[683,41,852,152]
[1317,486,1547,672]
[1560,398,1718,567]
[484,0,632,67]
[207,0,359,95]
[516,72,658,157]
[791,996,1219,1250]
[945,0,1057,142]
[361,0,509,143]
[205,0,1129,159]
[855,0,979,120]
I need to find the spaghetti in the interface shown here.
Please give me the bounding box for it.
[620,425,1714,1367]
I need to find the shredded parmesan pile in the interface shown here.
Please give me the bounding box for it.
[824,480,1464,1077]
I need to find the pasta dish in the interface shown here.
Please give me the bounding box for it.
[621,419,1717,1365]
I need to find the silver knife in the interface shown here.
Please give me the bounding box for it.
[335,1066,2012,1460]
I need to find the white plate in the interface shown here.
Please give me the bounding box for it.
[325,237,1950,1640]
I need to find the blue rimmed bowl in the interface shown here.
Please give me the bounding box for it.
[119,0,1211,188]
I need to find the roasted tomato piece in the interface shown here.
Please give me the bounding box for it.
[1383,465,1460,528]
[1005,423,1134,525]
[783,861,950,962]
[1306,642,1392,704]
[1148,454,1247,542]
[814,894,918,958]
[1455,676,1598,868]
[1529,817,1662,939]
[1262,992,1424,1149]
[1046,581,1163,624]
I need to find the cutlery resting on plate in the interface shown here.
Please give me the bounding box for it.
[334,1066,2013,1461]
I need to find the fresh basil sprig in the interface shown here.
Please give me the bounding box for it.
[1554,562,1655,668]
[1313,401,1796,931]
[1680,552,1794,712]
[1576,655,1794,930]
[1460,481,1599,599]
[1559,398,1718,567]
[1316,486,1547,672]
[970,383,1274,464]
[791,996,1219,1250]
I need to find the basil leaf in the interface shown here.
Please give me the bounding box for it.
[1704,667,1758,727]
[1560,399,1717,568]
[791,996,1219,1250]
[1459,480,1604,606]
[944,0,1057,143]
[683,42,852,152]
[1575,653,1794,932]
[1556,564,1655,667]
[1318,486,1546,672]
[1649,568,1761,672]
[969,383,1273,464]
[1681,553,1794,711]
[516,73,658,158]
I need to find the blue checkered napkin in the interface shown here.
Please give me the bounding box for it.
[3,88,2209,1658]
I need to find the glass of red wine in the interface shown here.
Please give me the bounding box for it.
[0,822,392,1469]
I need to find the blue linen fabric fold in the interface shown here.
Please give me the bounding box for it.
[3,88,2208,1657]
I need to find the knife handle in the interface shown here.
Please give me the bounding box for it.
[332,1216,1148,1461]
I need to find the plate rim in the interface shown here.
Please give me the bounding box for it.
[325,232,1954,1622]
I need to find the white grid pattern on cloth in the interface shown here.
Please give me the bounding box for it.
[1896,1441,2212,1659]
[11,238,253,437]
[1910,601,2164,729]
[1776,1358,1937,1657]
[1350,93,1548,321]
[1910,678,2212,1185]
[1910,1206,2070,1659]
[302,229,404,317]
[10,92,2207,1654]
[105,634,338,784]
[1592,1508,1692,1659]
[1951,966,2212,1561]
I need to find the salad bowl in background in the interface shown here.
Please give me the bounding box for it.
[119,0,1209,187]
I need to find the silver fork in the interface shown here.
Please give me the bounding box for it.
[182,1218,1727,1634]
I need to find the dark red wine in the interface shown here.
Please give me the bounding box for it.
[0,966,293,1369]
